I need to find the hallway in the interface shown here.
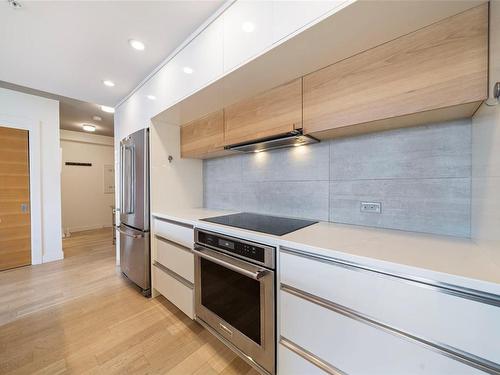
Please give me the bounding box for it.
[0,229,256,374]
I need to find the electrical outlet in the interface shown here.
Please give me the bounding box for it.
[360,201,382,214]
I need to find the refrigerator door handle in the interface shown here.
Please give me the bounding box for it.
[121,145,136,215]
[115,225,144,239]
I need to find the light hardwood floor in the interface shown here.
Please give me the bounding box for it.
[0,228,257,375]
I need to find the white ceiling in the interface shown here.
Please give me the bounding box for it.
[0,80,115,136]
[0,0,224,108]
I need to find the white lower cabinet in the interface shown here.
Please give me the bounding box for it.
[280,250,500,365]
[153,217,193,249]
[278,343,326,375]
[153,263,194,319]
[278,248,500,374]
[280,290,483,375]
[152,217,195,319]
[156,236,194,283]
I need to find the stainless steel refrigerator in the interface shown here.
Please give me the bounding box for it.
[118,128,150,296]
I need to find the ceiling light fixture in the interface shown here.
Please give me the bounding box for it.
[82,124,96,132]
[182,66,194,74]
[101,105,115,114]
[241,21,255,33]
[129,39,145,51]
[102,80,115,87]
[92,115,102,121]
[147,95,156,100]
[8,0,22,9]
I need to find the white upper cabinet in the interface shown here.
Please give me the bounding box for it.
[117,0,355,140]
[223,0,274,73]
[164,17,224,105]
[142,17,224,119]
[272,0,348,42]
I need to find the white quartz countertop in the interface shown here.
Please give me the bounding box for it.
[152,209,500,295]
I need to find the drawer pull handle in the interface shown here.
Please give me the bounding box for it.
[281,337,346,375]
[219,323,233,337]
[281,284,500,375]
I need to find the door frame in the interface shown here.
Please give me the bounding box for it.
[0,115,43,265]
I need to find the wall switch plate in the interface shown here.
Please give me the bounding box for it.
[360,201,382,214]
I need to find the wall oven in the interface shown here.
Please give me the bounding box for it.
[194,229,275,375]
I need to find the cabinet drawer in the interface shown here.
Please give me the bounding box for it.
[153,217,193,249]
[278,343,326,375]
[280,289,484,374]
[280,249,500,365]
[153,264,194,319]
[155,237,194,283]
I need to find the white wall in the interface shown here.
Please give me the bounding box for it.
[60,130,115,233]
[0,87,63,263]
[471,1,500,243]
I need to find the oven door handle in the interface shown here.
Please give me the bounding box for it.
[193,245,268,280]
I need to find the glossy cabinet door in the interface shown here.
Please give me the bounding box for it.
[223,0,273,73]
[280,250,500,365]
[224,78,302,146]
[272,0,347,42]
[303,4,488,138]
[146,17,224,114]
[181,110,224,158]
[280,290,484,375]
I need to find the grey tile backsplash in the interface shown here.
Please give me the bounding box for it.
[203,119,472,237]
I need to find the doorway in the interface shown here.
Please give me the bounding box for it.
[0,126,31,270]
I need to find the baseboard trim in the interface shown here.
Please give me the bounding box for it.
[42,251,64,263]
[65,225,113,233]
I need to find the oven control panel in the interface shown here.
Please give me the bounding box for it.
[197,230,269,264]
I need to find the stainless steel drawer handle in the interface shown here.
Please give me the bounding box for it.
[219,323,233,337]
[115,225,144,239]
[193,245,267,281]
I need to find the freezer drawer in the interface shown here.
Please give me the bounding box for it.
[119,225,150,294]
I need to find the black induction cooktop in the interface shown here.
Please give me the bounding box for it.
[200,212,317,236]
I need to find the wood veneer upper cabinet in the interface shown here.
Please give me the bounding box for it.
[180,110,224,159]
[303,4,488,137]
[224,78,302,146]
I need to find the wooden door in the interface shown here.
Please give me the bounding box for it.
[0,126,31,270]
[224,78,303,146]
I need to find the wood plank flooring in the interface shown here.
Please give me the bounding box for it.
[0,229,257,374]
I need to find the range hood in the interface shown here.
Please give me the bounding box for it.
[224,129,319,153]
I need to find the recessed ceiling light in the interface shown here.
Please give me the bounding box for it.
[241,21,255,33]
[82,124,96,132]
[182,66,194,74]
[147,95,156,100]
[129,39,145,51]
[103,80,115,87]
[92,115,102,121]
[101,105,115,114]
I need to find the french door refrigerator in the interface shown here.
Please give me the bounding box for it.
[118,128,150,296]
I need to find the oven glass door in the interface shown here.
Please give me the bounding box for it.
[200,257,262,344]
[195,245,275,374]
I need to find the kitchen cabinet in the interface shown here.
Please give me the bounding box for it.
[303,3,488,138]
[223,0,273,73]
[181,110,224,159]
[279,247,500,374]
[272,0,348,42]
[164,17,224,106]
[224,78,302,146]
[280,289,485,374]
[153,264,194,319]
[152,217,195,319]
